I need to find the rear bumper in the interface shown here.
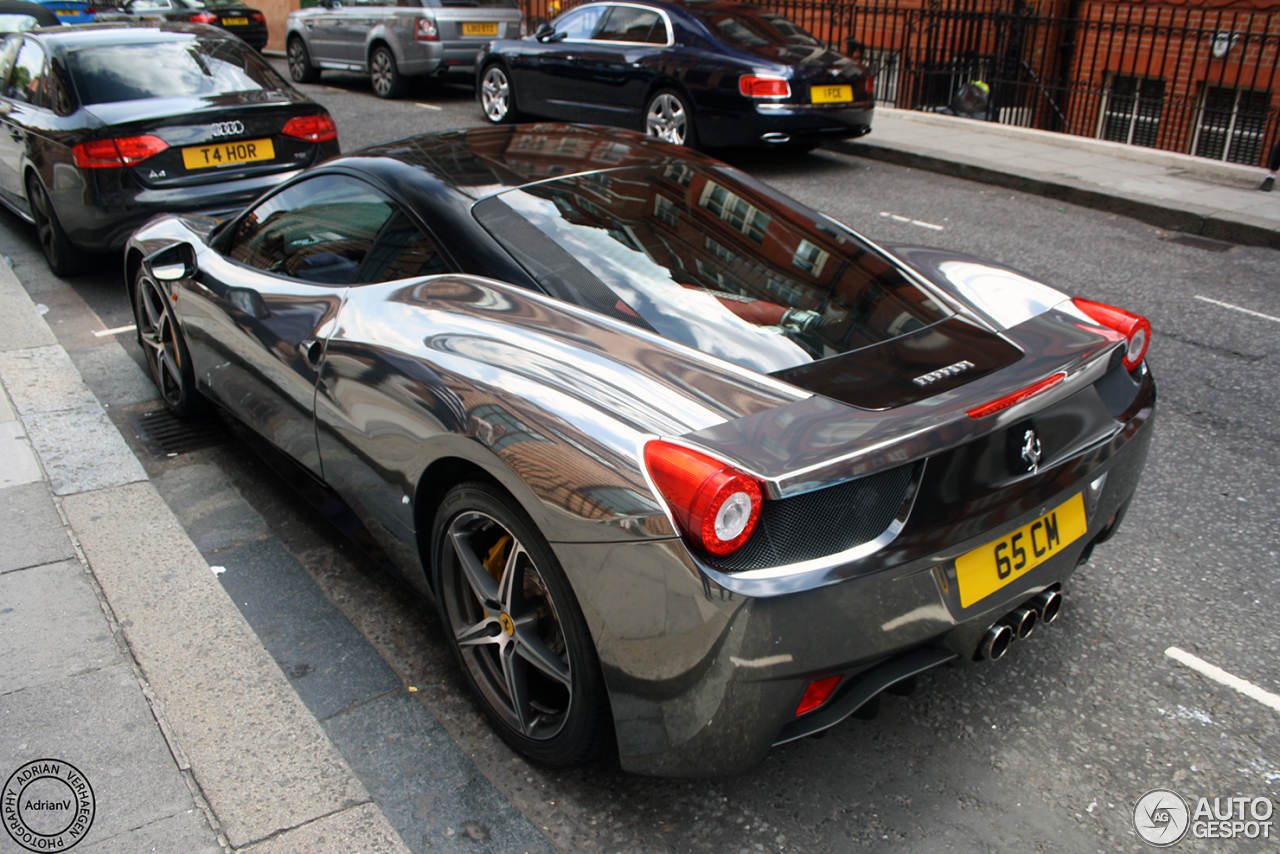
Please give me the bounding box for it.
[698,102,874,148]
[557,369,1154,777]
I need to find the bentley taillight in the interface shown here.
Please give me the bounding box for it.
[739,75,790,98]
[644,440,762,556]
[1074,298,1151,370]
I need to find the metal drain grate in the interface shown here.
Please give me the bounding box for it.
[129,409,230,458]
[1164,234,1235,252]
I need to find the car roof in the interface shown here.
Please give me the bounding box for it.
[19,20,233,48]
[0,0,60,26]
[328,124,712,202]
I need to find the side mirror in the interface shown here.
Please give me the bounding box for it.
[535,22,558,42]
[144,242,197,282]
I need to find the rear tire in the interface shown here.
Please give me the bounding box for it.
[370,45,405,99]
[287,36,319,84]
[26,175,85,277]
[431,481,610,767]
[479,63,519,124]
[645,88,697,148]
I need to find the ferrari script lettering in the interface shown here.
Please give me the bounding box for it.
[913,359,975,387]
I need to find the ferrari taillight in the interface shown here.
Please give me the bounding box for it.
[739,75,790,98]
[1073,298,1151,370]
[282,114,338,142]
[644,440,762,556]
[72,136,169,168]
[796,675,842,715]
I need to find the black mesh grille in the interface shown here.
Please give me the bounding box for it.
[709,463,917,572]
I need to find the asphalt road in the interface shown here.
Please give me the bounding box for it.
[0,65,1277,853]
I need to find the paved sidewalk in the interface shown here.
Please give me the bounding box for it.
[0,261,410,853]
[838,107,1280,250]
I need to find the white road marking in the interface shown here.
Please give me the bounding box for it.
[730,654,794,668]
[415,103,443,111]
[1165,647,1280,713]
[94,324,136,337]
[1194,295,1280,324]
[879,211,944,231]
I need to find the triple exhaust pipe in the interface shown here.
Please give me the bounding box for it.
[977,589,1063,661]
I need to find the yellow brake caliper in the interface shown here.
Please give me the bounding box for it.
[481,535,511,618]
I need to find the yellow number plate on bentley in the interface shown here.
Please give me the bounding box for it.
[462,21,498,36]
[954,493,1087,607]
[182,138,274,170]
[811,84,853,104]
[221,16,249,25]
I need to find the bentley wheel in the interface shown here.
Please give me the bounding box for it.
[287,36,319,84]
[370,46,405,99]
[479,64,518,123]
[133,268,204,418]
[432,482,609,766]
[645,89,697,148]
[27,175,86,277]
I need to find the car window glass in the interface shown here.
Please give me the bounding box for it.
[479,165,953,374]
[0,36,21,84]
[360,211,450,283]
[0,13,44,31]
[66,38,288,105]
[129,0,171,9]
[4,38,46,107]
[596,6,663,44]
[553,5,603,40]
[225,175,396,285]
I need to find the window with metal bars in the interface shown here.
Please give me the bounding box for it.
[1098,75,1164,148]
[1193,86,1272,165]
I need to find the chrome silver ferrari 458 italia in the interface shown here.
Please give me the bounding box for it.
[124,124,1155,777]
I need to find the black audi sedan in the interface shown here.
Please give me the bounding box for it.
[476,0,873,149]
[125,124,1154,776]
[0,23,339,275]
[96,0,268,51]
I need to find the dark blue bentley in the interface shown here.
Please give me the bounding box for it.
[476,0,873,149]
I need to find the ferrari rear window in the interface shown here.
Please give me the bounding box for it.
[475,165,952,375]
[66,38,286,105]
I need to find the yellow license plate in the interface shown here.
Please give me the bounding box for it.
[53,9,79,15]
[462,22,498,36]
[182,138,274,170]
[221,16,249,25]
[810,84,853,104]
[954,493,1087,608]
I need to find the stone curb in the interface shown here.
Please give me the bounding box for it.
[0,260,413,854]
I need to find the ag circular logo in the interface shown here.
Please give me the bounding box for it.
[1134,788,1190,847]
[2,760,95,852]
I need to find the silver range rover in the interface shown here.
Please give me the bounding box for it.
[286,0,525,98]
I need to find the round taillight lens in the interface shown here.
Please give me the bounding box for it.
[1073,298,1152,370]
[644,440,763,556]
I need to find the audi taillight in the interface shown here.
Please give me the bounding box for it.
[415,17,438,40]
[189,11,217,23]
[739,75,790,98]
[282,114,338,142]
[1073,298,1151,370]
[72,136,169,168]
[644,440,763,556]
[250,11,265,22]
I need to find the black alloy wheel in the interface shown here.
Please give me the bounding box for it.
[26,175,85,277]
[370,45,405,99]
[432,481,610,766]
[479,64,518,123]
[133,267,205,417]
[287,36,319,84]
